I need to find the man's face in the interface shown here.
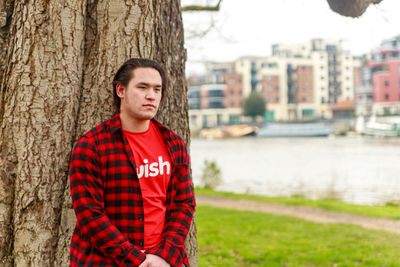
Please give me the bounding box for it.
[117,67,162,122]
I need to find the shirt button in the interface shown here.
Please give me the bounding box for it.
[139,215,144,220]
[139,241,144,246]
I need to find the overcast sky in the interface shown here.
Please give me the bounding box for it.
[182,0,400,75]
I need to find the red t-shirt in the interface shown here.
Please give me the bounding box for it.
[123,121,171,250]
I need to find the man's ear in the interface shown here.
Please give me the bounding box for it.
[116,83,124,98]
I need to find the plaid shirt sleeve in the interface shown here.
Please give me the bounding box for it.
[69,136,146,266]
[145,136,196,266]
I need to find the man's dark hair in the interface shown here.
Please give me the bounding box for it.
[112,58,167,112]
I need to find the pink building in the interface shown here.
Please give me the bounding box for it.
[369,35,400,103]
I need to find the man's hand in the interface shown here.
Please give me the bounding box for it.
[138,254,170,267]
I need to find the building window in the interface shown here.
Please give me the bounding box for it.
[321,87,324,91]
[321,76,324,80]
[398,66,400,74]
[189,91,200,98]
[189,102,200,110]
[385,80,389,87]
[208,90,224,97]
[302,109,314,116]
[209,101,224,109]
[326,45,337,52]
[346,87,350,91]
[398,80,400,89]
[321,97,325,103]
[385,94,389,100]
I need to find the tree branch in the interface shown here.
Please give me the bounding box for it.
[182,0,223,12]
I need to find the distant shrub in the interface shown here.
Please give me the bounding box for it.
[385,200,400,207]
[201,159,222,190]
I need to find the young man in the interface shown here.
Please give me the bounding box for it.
[69,58,195,267]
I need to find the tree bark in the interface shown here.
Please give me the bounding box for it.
[0,0,14,86]
[0,0,86,265]
[0,1,15,264]
[1,0,198,266]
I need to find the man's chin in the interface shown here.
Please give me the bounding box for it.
[125,110,157,121]
[139,112,156,121]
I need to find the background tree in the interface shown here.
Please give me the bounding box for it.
[243,92,266,121]
[326,0,384,17]
[0,1,197,266]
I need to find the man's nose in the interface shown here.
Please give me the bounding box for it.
[146,89,156,99]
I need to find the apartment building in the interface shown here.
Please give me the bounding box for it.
[368,35,400,115]
[273,39,358,103]
[188,72,244,129]
[354,64,373,116]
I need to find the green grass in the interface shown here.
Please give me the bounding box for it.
[197,205,400,267]
[195,188,400,219]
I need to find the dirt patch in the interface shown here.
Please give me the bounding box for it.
[196,195,400,235]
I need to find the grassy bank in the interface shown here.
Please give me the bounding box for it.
[197,205,400,266]
[195,188,400,219]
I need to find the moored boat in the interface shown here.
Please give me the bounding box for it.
[257,122,333,137]
[223,124,258,137]
[199,124,258,139]
[364,116,400,137]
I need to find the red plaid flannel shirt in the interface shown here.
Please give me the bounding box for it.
[69,113,196,266]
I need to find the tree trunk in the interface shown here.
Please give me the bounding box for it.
[0,1,15,263]
[0,0,198,266]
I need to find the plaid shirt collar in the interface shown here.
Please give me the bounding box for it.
[109,113,168,136]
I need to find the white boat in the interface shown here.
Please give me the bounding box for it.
[364,116,400,137]
[257,122,333,137]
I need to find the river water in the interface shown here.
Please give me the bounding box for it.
[190,136,400,205]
